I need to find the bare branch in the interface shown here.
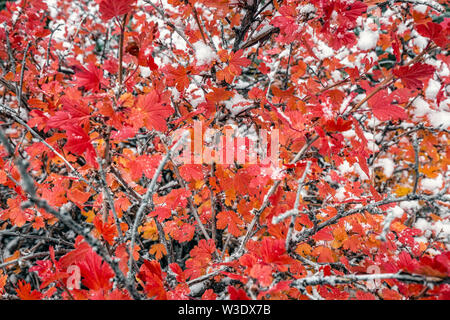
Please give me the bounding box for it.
[97,157,124,242]
[285,161,311,251]
[291,272,449,289]
[127,131,190,281]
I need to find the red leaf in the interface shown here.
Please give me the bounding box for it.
[216,210,243,237]
[59,236,91,268]
[355,291,376,300]
[156,188,191,210]
[201,289,217,300]
[271,5,299,41]
[64,125,97,167]
[228,50,251,74]
[165,221,196,243]
[391,31,401,62]
[340,1,367,26]
[67,188,91,206]
[184,239,216,280]
[191,239,216,258]
[110,125,137,141]
[138,260,167,300]
[369,90,408,121]
[312,246,335,263]
[169,263,186,283]
[324,118,352,132]
[47,99,90,130]
[393,63,435,89]
[147,55,158,71]
[381,288,402,300]
[99,0,136,21]
[312,227,334,241]
[357,153,371,180]
[418,251,450,277]
[228,286,250,300]
[164,65,190,92]
[248,238,291,265]
[93,215,118,245]
[216,50,250,83]
[249,264,273,287]
[397,251,418,273]
[76,249,114,291]
[179,164,204,181]
[150,243,167,260]
[148,207,172,222]
[416,22,447,47]
[73,63,106,92]
[135,91,174,132]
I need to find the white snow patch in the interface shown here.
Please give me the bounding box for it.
[420,174,444,192]
[414,5,428,13]
[338,161,353,175]
[139,66,151,78]
[413,34,428,49]
[375,158,395,177]
[415,218,429,231]
[299,4,316,14]
[45,0,59,18]
[425,79,441,100]
[357,30,379,50]
[433,221,450,239]
[428,111,450,128]
[314,41,334,60]
[335,187,346,201]
[224,93,252,115]
[388,206,404,218]
[193,41,217,65]
[412,97,431,117]
[400,201,420,211]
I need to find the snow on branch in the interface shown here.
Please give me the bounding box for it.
[393,0,445,12]
[291,272,449,289]
[290,186,450,247]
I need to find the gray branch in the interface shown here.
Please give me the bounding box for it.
[127,131,190,281]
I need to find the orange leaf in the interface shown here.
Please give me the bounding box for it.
[216,210,243,237]
[67,188,91,206]
[312,246,335,263]
[150,243,167,260]
[15,281,42,300]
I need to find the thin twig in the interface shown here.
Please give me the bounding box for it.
[144,0,194,49]
[118,14,128,88]
[0,250,71,269]
[0,231,74,247]
[291,272,449,289]
[17,41,31,115]
[127,131,190,281]
[285,161,311,251]
[412,135,420,194]
[97,157,124,242]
